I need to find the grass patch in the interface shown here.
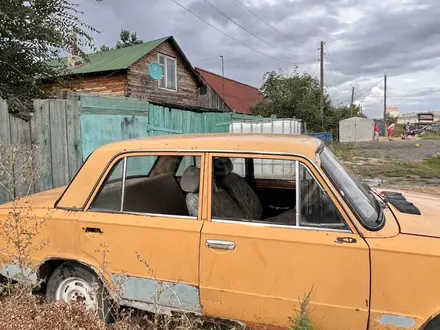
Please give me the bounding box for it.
[330,142,440,179]
[345,155,440,179]
[329,143,385,162]
[289,290,316,330]
[421,132,440,140]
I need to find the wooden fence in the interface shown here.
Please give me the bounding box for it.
[0,94,327,204]
[0,99,82,203]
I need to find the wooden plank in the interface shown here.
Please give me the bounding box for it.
[9,115,33,198]
[81,107,149,117]
[50,100,69,188]
[31,100,53,193]
[80,94,149,111]
[0,99,11,204]
[0,98,10,145]
[65,100,82,180]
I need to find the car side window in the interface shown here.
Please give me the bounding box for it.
[89,154,202,218]
[90,159,125,212]
[211,156,348,231]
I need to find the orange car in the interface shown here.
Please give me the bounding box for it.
[0,134,439,330]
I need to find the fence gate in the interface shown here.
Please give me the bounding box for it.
[79,95,150,159]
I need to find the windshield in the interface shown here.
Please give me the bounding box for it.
[319,146,382,230]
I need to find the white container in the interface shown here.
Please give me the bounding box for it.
[229,118,303,135]
[228,118,303,179]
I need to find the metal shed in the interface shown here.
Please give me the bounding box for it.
[339,117,374,142]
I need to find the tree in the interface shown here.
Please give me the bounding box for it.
[0,0,101,116]
[116,29,143,48]
[386,113,398,126]
[99,45,111,52]
[251,68,363,134]
[100,29,143,52]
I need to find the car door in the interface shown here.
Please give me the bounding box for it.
[77,151,205,314]
[199,152,370,330]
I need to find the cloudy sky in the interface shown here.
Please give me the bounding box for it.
[76,0,440,118]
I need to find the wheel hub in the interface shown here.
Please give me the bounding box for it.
[55,277,98,311]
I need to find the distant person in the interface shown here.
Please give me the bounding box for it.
[387,123,395,138]
[403,122,410,137]
[374,123,379,141]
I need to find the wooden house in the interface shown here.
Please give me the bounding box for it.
[48,36,203,108]
[196,68,267,115]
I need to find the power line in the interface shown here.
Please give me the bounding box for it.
[233,0,304,46]
[201,0,297,56]
[331,79,385,105]
[354,79,384,100]
[388,92,440,98]
[168,0,296,64]
[195,55,221,63]
[310,60,320,78]
[331,92,352,105]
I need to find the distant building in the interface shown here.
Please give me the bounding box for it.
[386,107,400,117]
[397,111,440,124]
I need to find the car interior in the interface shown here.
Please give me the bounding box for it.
[90,155,345,228]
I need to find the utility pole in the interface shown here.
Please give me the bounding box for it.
[220,55,225,111]
[350,86,355,117]
[319,41,324,130]
[383,74,387,136]
[351,87,355,106]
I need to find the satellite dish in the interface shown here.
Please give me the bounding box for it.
[148,62,163,80]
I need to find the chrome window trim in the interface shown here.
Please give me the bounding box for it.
[295,160,300,227]
[86,208,198,220]
[120,157,127,212]
[211,218,351,233]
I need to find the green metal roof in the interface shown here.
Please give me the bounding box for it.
[50,36,169,75]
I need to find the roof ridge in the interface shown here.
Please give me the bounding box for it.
[90,35,170,57]
[50,35,171,63]
[196,67,261,91]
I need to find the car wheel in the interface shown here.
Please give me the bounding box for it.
[45,261,113,323]
[425,316,440,330]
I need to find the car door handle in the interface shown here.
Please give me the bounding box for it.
[83,227,103,234]
[335,237,357,244]
[205,240,235,250]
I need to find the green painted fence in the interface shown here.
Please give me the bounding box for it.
[0,94,265,203]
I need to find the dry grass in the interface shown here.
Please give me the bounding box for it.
[0,285,243,330]
[0,291,105,330]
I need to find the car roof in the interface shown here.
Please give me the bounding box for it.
[96,133,323,158]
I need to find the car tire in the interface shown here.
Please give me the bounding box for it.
[425,316,440,330]
[45,261,114,323]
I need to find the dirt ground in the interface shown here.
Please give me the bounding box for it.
[334,139,440,195]
[345,139,440,162]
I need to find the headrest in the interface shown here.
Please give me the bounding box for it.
[213,157,233,176]
[181,165,200,193]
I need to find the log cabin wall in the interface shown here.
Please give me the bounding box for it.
[127,41,199,107]
[65,72,128,97]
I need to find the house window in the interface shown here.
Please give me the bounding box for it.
[199,85,208,95]
[158,54,177,91]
